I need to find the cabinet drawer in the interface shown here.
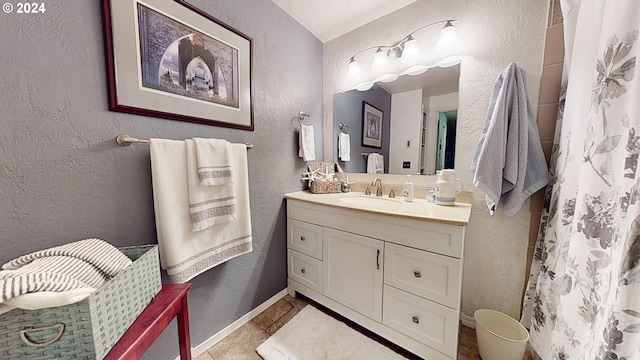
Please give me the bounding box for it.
[288,250,322,293]
[384,243,461,308]
[383,285,458,357]
[288,219,323,260]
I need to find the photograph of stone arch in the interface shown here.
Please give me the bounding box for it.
[138,3,239,108]
[102,0,253,130]
[362,101,383,148]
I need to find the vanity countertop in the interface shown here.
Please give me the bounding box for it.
[284,191,472,226]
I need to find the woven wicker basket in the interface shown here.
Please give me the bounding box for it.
[307,161,341,194]
[309,178,341,194]
[0,245,162,360]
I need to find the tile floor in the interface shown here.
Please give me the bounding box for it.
[194,294,536,360]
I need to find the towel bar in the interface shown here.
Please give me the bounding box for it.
[116,135,254,149]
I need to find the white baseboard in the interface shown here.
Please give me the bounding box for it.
[460,313,476,328]
[179,288,288,360]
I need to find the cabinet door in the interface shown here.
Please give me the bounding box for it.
[323,228,383,322]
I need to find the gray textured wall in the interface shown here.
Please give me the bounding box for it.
[332,85,391,173]
[0,1,323,359]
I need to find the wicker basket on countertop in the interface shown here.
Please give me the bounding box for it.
[307,162,341,194]
[0,245,162,360]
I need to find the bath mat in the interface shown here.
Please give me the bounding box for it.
[256,305,407,360]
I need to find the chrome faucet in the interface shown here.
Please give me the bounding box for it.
[371,178,383,197]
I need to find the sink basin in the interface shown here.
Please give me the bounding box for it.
[339,195,401,207]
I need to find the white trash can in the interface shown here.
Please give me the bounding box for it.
[474,309,529,360]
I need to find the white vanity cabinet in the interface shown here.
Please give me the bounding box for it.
[285,195,468,360]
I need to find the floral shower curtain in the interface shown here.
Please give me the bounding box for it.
[522,0,640,359]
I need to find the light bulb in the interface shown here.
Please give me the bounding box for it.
[371,47,388,72]
[435,21,458,52]
[401,36,419,59]
[347,58,362,77]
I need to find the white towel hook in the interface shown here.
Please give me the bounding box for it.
[298,111,311,127]
[338,123,350,134]
[298,111,310,120]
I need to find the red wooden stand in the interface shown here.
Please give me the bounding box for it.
[104,283,193,360]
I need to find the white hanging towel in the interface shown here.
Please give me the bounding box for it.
[187,139,236,231]
[471,63,549,216]
[366,153,384,173]
[298,124,316,161]
[339,132,351,161]
[150,139,252,284]
[193,138,232,186]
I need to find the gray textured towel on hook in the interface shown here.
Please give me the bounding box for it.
[471,63,550,216]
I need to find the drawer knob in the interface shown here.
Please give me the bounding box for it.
[301,268,306,274]
[300,236,306,241]
[412,316,420,324]
[414,271,422,278]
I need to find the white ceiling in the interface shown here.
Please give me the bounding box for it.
[271,0,416,43]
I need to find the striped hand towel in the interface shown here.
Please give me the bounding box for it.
[0,238,131,313]
[187,139,237,231]
[193,138,233,186]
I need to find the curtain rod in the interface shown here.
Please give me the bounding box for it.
[116,135,254,149]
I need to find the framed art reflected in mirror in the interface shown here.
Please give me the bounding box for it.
[362,101,383,148]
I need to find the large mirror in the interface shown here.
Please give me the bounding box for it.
[333,64,460,175]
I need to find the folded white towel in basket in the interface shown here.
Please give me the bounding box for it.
[0,238,132,315]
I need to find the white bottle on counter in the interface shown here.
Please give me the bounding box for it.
[404,174,414,202]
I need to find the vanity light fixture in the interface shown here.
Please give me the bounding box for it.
[347,57,362,77]
[435,21,459,51]
[346,20,460,91]
[371,47,389,72]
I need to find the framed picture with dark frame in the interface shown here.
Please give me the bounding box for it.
[362,101,383,148]
[102,0,254,130]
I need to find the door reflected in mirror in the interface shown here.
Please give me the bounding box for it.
[436,110,457,170]
[333,64,460,175]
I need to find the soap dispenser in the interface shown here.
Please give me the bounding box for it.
[404,174,414,202]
